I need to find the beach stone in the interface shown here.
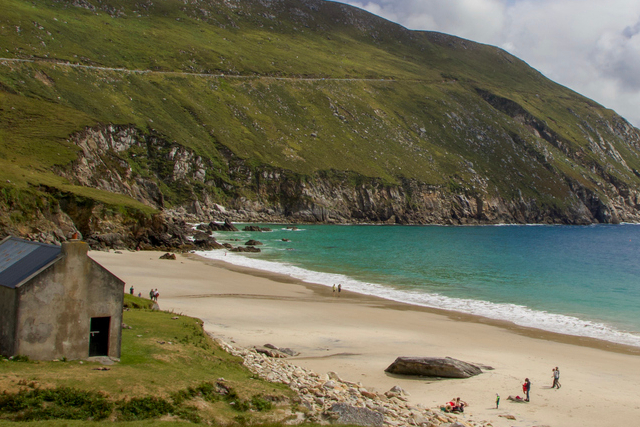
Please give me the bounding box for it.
[245,239,263,245]
[499,414,516,420]
[361,391,377,399]
[328,371,342,381]
[389,385,409,396]
[327,403,384,427]
[411,412,427,425]
[324,380,337,389]
[255,347,284,358]
[279,347,299,356]
[385,357,483,378]
[159,252,176,260]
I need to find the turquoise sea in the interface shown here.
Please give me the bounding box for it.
[198,224,640,347]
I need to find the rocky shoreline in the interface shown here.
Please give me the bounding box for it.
[214,338,492,427]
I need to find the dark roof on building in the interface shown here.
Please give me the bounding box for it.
[0,236,62,289]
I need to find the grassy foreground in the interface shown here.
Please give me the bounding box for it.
[0,295,297,425]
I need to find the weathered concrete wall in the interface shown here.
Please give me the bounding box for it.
[14,241,124,360]
[0,286,17,356]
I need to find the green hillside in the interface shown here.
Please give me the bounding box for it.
[2,0,640,237]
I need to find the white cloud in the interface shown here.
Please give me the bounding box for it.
[342,0,640,127]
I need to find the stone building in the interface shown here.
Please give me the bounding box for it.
[0,236,125,360]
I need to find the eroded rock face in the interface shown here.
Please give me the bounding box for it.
[384,357,483,379]
[10,118,640,250]
[56,125,640,229]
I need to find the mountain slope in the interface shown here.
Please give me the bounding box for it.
[2,0,640,242]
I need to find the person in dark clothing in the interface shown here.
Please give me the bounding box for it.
[523,378,531,402]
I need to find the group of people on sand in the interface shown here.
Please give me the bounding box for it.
[332,284,342,296]
[444,366,561,413]
[442,397,468,413]
[501,367,561,405]
[149,288,159,302]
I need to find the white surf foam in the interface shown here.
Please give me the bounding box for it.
[196,249,640,348]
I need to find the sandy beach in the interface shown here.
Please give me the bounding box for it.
[91,249,640,427]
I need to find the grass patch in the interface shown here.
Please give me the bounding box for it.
[123,293,155,310]
[0,387,113,421]
[0,305,294,425]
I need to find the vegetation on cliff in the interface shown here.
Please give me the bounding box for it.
[2,0,640,239]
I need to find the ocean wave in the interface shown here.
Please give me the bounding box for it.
[195,249,640,348]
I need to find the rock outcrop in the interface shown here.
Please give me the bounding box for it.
[385,357,483,379]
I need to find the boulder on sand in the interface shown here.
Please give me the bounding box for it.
[384,356,483,378]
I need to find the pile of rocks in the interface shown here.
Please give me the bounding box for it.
[214,339,492,427]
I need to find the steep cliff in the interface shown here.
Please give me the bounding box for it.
[57,123,640,227]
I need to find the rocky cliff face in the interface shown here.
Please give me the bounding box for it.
[55,124,640,229]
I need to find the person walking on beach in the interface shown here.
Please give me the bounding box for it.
[333,284,336,296]
[337,284,342,296]
[149,288,154,300]
[523,378,531,402]
[496,393,500,409]
[552,367,561,389]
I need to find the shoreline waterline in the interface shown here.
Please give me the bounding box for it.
[190,251,640,356]
[199,223,640,350]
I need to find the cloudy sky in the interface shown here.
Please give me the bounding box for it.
[342,0,640,128]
